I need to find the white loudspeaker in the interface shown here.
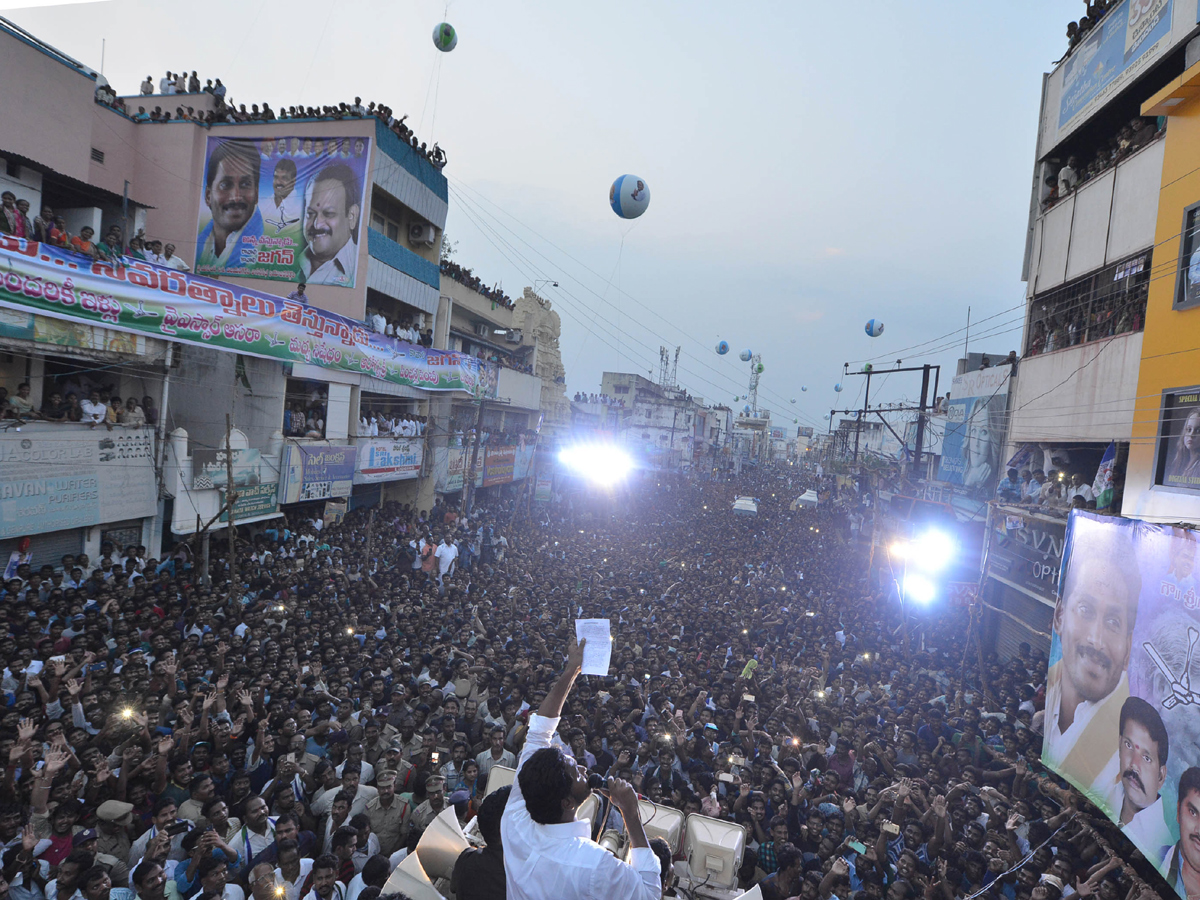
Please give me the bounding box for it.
[484,765,516,797]
[381,851,443,900]
[415,806,470,880]
[575,792,601,833]
[637,799,686,854]
[731,886,763,900]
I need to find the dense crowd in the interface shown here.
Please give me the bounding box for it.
[0,464,1171,900]
[95,71,446,169]
[440,262,515,311]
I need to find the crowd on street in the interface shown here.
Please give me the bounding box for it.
[0,463,1170,900]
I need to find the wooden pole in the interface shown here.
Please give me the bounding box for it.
[225,415,239,599]
[365,509,376,569]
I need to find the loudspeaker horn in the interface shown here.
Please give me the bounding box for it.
[381,849,443,900]
[415,805,471,880]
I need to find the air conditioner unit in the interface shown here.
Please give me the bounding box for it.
[408,223,436,246]
[504,329,522,343]
[473,322,489,337]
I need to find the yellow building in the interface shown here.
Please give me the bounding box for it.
[1125,66,1200,522]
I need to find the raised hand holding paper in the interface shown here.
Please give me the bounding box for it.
[574,619,612,676]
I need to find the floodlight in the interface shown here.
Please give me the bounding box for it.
[903,573,936,605]
[558,444,634,486]
[908,530,955,573]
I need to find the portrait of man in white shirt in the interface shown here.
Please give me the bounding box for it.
[301,163,360,287]
[1043,519,1140,799]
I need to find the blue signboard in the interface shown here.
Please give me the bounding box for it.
[1059,0,1173,131]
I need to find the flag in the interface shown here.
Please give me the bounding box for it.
[1093,441,1116,509]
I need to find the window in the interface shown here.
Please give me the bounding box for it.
[613,385,629,395]
[90,148,105,164]
[283,378,327,439]
[1176,201,1200,310]
[371,211,400,242]
[1026,250,1150,356]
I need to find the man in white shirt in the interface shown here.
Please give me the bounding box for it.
[162,245,190,271]
[1096,697,1174,854]
[302,165,359,287]
[159,72,173,94]
[263,159,302,236]
[1043,526,1139,791]
[434,537,458,587]
[81,391,108,426]
[1067,472,1095,505]
[501,637,660,900]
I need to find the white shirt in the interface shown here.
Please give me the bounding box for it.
[501,713,661,900]
[274,859,313,900]
[335,759,375,783]
[263,191,302,235]
[162,254,190,271]
[1043,672,1125,770]
[303,237,358,287]
[435,542,459,575]
[1100,772,1175,854]
[81,399,107,424]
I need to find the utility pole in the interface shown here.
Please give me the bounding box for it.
[912,363,931,478]
[853,368,872,464]
[224,414,238,600]
[462,400,487,515]
[198,514,210,588]
[365,509,376,569]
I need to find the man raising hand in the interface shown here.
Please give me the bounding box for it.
[501,636,660,900]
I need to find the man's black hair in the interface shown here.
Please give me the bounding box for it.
[476,785,510,846]
[776,844,802,872]
[516,747,573,825]
[1178,767,1200,812]
[649,837,672,885]
[312,854,339,874]
[1119,696,1169,766]
[205,140,262,192]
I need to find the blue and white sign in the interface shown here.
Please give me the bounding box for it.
[937,367,1010,493]
[1059,0,1173,134]
[353,437,422,484]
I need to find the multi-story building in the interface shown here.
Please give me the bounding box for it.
[989,1,1200,653]
[0,20,547,564]
[599,372,706,471]
[1013,1,1200,506]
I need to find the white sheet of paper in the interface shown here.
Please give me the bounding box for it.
[574,619,612,676]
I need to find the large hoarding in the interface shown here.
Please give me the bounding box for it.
[1045,512,1200,898]
[279,444,356,504]
[0,427,157,539]
[195,135,371,288]
[937,366,1010,494]
[0,238,495,397]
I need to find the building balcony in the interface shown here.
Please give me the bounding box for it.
[1008,330,1143,444]
[496,368,542,411]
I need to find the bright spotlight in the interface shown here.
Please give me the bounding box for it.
[908,530,955,573]
[558,444,634,486]
[903,573,936,605]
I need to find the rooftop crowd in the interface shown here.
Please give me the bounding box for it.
[440,262,515,311]
[0,463,1170,900]
[94,71,446,169]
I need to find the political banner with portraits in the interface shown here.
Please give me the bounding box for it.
[195,135,371,288]
[1046,511,1200,898]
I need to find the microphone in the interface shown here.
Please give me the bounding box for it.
[587,773,606,792]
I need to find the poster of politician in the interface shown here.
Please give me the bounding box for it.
[1155,386,1200,493]
[1046,511,1200,899]
[195,135,371,288]
[936,366,1010,495]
